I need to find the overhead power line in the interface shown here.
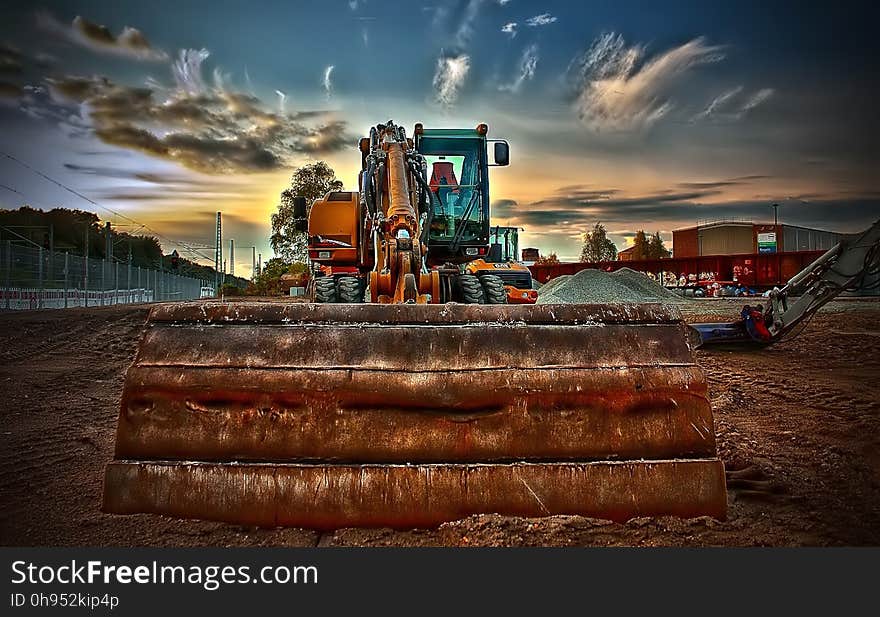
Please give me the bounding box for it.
[1,151,216,265]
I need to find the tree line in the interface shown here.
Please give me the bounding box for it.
[580,223,670,263]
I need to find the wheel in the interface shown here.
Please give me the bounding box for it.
[480,274,508,304]
[455,274,485,304]
[314,276,338,303]
[336,276,364,303]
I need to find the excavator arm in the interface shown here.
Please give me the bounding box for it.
[693,218,880,347]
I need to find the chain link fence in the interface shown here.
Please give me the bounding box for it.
[0,241,210,310]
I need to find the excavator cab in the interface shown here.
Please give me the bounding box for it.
[417,126,494,264]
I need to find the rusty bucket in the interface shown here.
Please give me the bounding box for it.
[103,302,726,528]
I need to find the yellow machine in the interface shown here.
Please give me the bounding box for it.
[103,121,726,528]
[465,226,537,304]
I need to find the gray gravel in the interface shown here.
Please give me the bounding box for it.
[536,267,688,305]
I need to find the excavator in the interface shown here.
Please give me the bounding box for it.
[692,218,880,347]
[102,121,727,529]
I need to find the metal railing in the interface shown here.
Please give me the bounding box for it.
[0,241,207,310]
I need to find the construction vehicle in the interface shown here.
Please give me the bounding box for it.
[692,218,880,347]
[103,121,727,529]
[464,226,538,304]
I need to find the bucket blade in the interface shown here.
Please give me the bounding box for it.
[104,302,727,526]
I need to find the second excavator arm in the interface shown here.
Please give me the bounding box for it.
[692,218,880,347]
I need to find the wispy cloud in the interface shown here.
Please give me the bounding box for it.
[692,85,742,121]
[567,32,725,131]
[275,89,286,113]
[36,11,168,62]
[433,52,470,108]
[322,65,334,98]
[172,49,210,95]
[501,22,517,38]
[693,85,774,122]
[526,13,557,27]
[499,44,538,92]
[454,0,484,48]
[740,88,774,113]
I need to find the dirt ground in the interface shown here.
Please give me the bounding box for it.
[1,299,878,547]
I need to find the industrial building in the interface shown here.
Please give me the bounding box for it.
[672,221,844,257]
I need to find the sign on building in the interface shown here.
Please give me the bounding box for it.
[757,232,777,254]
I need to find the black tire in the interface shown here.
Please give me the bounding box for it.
[314,276,338,303]
[336,276,364,303]
[456,274,485,304]
[480,274,508,304]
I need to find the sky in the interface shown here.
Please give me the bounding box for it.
[0,0,878,266]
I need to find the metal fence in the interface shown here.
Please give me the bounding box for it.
[0,241,208,310]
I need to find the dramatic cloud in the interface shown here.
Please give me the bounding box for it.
[36,11,169,62]
[322,65,334,98]
[499,44,538,92]
[501,22,517,38]
[502,182,880,239]
[567,32,725,131]
[433,52,470,108]
[693,85,774,122]
[526,14,557,27]
[40,63,352,174]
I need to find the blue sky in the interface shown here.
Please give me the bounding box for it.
[1,0,878,265]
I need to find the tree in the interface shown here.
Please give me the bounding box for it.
[535,252,560,265]
[632,230,649,260]
[250,258,311,296]
[647,232,671,259]
[270,162,343,262]
[580,222,618,262]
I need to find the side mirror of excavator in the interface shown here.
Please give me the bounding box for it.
[493,141,510,166]
[292,197,308,218]
[293,196,308,233]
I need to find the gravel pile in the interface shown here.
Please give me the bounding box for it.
[610,268,688,304]
[536,267,688,305]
